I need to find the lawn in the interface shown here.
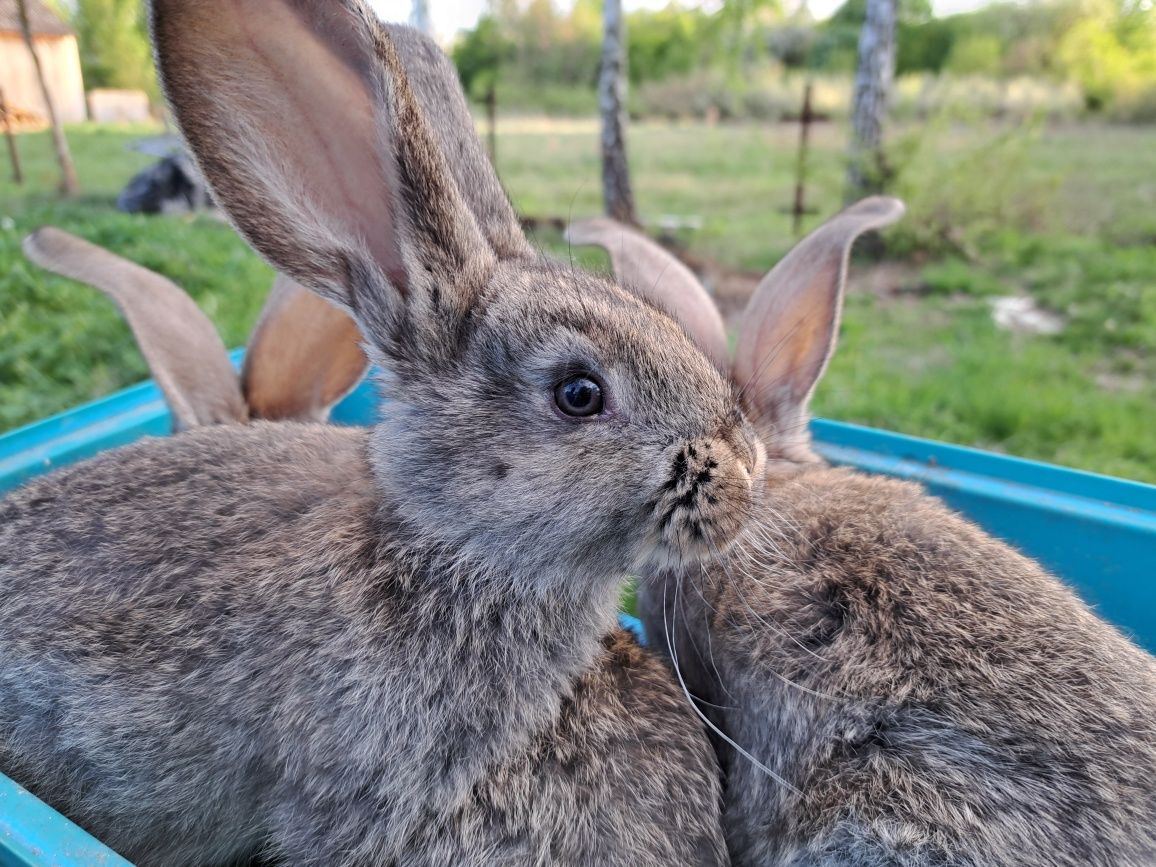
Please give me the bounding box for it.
[1,119,1154,482]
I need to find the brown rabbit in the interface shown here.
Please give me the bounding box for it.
[23,228,368,428]
[574,200,1156,866]
[0,5,762,866]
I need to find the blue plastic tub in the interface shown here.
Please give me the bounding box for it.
[1,373,1153,865]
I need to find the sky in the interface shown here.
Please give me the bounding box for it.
[368,0,995,41]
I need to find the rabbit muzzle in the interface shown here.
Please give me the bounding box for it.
[640,424,764,571]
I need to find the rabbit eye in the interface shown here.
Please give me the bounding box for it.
[554,375,604,418]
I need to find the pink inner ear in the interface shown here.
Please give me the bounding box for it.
[244,276,368,421]
[168,0,405,293]
[732,198,905,427]
[734,255,842,413]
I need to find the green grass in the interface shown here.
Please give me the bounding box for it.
[2,119,1154,483]
[0,124,274,430]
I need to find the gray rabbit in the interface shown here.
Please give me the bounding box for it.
[0,3,767,864]
[574,199,1156,866]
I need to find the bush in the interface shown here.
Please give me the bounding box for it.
[887,120,1060,256]
[891,75,1083,123]
[73,0,157,101]
[1109,79,1156,122]
[493,78,599,116]
[634,70,741,121]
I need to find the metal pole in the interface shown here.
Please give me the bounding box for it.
[792,81,814,236]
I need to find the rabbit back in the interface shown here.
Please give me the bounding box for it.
[642,467,1156,867]
[0,423,378,864]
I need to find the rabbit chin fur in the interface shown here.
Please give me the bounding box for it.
[0,422,732,866]
[640,464,1156,867]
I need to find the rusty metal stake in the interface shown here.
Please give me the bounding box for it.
[792,81,814,237]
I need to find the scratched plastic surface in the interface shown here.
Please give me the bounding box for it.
[0,367,1153,865]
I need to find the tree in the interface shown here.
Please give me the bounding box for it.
[599,0,637,225]
[846,0,896,201]
[73,0,157,100]
[453,15,513,98]
[410,0,431,35]
[16,0,78,196]
[453,15,513,161]
[818,0,926,72]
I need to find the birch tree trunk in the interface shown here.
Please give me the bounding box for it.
[16,0,79,196]
[846,0,896,202]
[599,0,637,226]
[410,0,431,36]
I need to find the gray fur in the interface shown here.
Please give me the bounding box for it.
[0,5,755,865]
[642,469,1156,866]
[629,200,1156,867]
[0,426,730,865]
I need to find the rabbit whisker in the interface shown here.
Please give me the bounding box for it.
[566,179,588,269]
[693,561,736,704]
[673,564,737,709]
[707,539,843,697]
[664,570,802,795]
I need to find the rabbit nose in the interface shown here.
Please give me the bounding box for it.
[720,414,763,482]
[730,437,765,495]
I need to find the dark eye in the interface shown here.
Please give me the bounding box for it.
[554,375,604,418]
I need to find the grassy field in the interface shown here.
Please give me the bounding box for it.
[2,119,1154,482]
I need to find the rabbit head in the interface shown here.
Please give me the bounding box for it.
[150,0,763,588]
[571,197,905,470]
[23,228,367,430]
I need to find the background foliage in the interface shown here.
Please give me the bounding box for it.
[453,0,1156,120]
[2,0,1153,483]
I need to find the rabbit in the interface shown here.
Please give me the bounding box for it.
[573,199,1156,867]
[23,227,368,429]
[0,4,763,866]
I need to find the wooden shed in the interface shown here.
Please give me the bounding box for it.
[0,0,86,125]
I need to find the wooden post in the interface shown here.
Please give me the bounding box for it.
[15,0,79,196]
[0,86,23,185]
[599,0,638,226]
[485,81,497,165]
[792,82,814,237]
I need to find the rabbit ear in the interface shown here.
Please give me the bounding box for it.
[733,197,905,462]
[384,25,531,261]
[242,274,369,422]
[23,228,247,430]
[151,0,494,342]
[566,218,729,371]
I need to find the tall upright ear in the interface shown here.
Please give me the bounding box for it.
[150,1,492,336]
[733,197,905,463]
[567,218,729,371]
[23,228,247,430]
[384,24,532,261]
[242,274,369,422]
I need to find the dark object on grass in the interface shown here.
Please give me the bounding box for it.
[117,152,213,214]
